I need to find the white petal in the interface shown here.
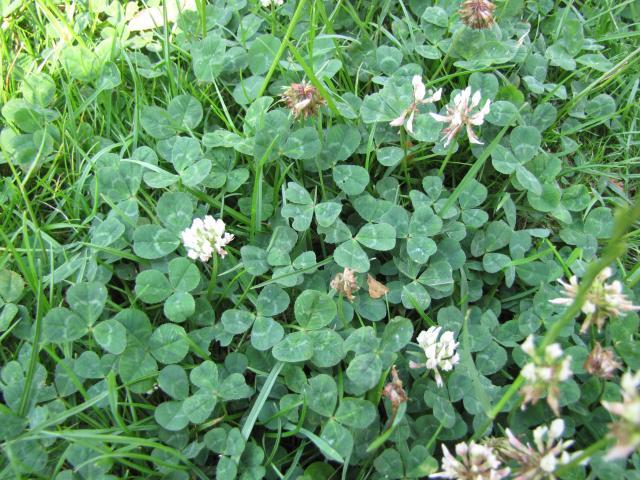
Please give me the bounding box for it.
[412,75,426,102]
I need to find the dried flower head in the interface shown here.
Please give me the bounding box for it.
[281,80,326,119]
[430,441,510,480]
[410,326,459,387]
[431,87,491,146]
[367,274,389,299]
[181,216,234,262]
[584,342,621,379]
[330,267,359,301]
[602,370,640,460]
[382,365,408,420]
[503,419,583,480]
[549,267,639,333]
[390,75,442,134]
[519,335,573,415]
[459,0,496,30]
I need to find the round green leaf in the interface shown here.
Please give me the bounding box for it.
[0,270,24,303]
[346,353,382,390]
[222,309,255,335]
[191,33,225,81]
[256,284,290,317]
[183,391,217,424]
[168,257,200,292]
[356,223,396,251]
[335,398,376,429]
[272,332,314,363]
[132,225,179,260]
[158,365,189,400]
[334,240,370,273]
[308,329,345,368]
[65,282,107,325]
[315,202,342,228]
[306,374,337,417]
[157,191,194,234]
[154,400,189,431]
[282,127,322,160]
[42,307,89,343]
[295,290,337,330]
[251,316,284,351]
[248,34,281,75]
[510,126,541,162]
[333,165,369,196]
[406,236,437,264]
[135,270,171,304]
[92,319,127,355]
[149,324,189,364]
[163,291,195,323]
[167,94,202,130]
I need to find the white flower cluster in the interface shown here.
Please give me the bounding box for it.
[260,0,283,7]
[431,86,491,146]
[520,335,572,415]
[410,326,459,387]
[550,267,639,332]
[602,370,640,459]
[181,216,234,262]
[389,78,491,146]
[431,441,510,480]
[390,75,442,134]
[504,419,581,479]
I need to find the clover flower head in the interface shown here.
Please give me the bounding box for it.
[430,441,510,480]
[382,365,408,416]
[330,267,359,301]
[281,80,326,118]
[519,335,572,415]
[260,0,284,7]
[390,75,442,134]
[430,87,491,146]
[181,216,234,262]
[459,0,496,30]
[602,370,640,460]
[503,419,583,480]
[410,326,459,387]
[584,342,621,379]
[549,267,640,333]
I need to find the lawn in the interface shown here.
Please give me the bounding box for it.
[1,0,639,478]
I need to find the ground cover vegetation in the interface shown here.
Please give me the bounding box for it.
[1,0,640,478]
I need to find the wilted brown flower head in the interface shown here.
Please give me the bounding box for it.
[330,267,359,301]
[459,0,496,30]
[367,274,389,299]
[382,365,408,409]
[584,342,621,379]
[281,80,326,119]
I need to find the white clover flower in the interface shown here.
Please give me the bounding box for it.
[430,441,510,480]
[260,0,284,7]
[410,326,459,387]
[181,215,234,262]
[390,75,442,134]
[602,370,640,460]
[519,335,572,415]
[503,419,583,480]
[550,267,640,333]
[430,87,491,146]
